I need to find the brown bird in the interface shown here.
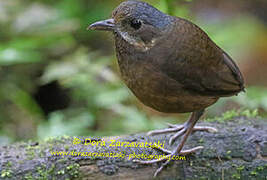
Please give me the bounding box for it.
[88,0,245,177]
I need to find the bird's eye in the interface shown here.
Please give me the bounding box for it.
[130,19,142,30]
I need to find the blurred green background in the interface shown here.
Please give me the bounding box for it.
[0,0,267,144]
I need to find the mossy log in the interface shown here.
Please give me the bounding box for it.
[0,117,266,180]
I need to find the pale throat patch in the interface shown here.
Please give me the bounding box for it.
[119,31,157,52]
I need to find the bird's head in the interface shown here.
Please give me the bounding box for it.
[88,0,172,51]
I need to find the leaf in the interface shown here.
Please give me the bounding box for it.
[0,48,41,66]
[2,84,43,118]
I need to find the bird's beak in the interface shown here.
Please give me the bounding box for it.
[87,18,115,31]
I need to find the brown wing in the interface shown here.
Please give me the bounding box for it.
[196,51,245,96]
[162,52,245,97]
[222,51,245,90]
[160,18,245,97]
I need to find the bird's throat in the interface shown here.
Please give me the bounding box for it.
[116,31,156,52]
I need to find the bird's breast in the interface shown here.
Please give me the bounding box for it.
[114,42,218,113]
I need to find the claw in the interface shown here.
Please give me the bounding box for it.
[152,144,204,155]
[169,128,186,145]
[193,126,218,133]
[153,159,171,177]
[147,125,183,136]
[136,111,207,177]
[152,145,172,154]
[180,146,204,155]
[134,146,204,177]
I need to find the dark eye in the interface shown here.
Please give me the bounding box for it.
[130,19,142,30]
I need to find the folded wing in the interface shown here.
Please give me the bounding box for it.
[160,23,245,97]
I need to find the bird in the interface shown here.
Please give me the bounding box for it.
[88,0,245,177]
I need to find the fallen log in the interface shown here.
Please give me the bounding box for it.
[0,117,266,180]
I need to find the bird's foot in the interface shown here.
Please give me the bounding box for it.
[147,123,217,145]
[134,110,211,177]
[133,145,204,177]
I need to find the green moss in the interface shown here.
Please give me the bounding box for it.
[240,109,259,118]
[205,162,211,167]
[199,176,207,180]
[44,136,70,144]
[232,173,241,179]
[1,169,13,178]
[189,161,193,166]
[48,144,54,152]
[57,169,65,175]
[39,149,45,158]
[24,173,33,180]
[58,158,67,163]
[231,163,237,167]
[231,165,245,180]
[225,150,232,160]
[250,170,258,176]
[198,138,204,143]
[248,165,266,177]
[65,145,70,151]
[33,164,56,179]
[201,148,216,157]
[26,150,35,160]
[48,164,56,174]
[62,135,71,139]
[25,145,42,160]
[6,161,12,168]
[236,165,244,171]
[66,165,74,170]
[250,171,258,176]
[256,166,263,171]
[18,160,25,164]
[226,155,232,160]
[56,163,80,178]
[66,163,80,178]
[205,109,259,123]
[37,166,47,178]
[44,137,58,143]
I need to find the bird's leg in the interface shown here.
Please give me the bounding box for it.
[147,112,217,145]
[134,110,209,177]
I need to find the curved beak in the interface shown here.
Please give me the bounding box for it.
[87,18,115,31]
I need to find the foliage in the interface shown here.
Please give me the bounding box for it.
[0,0,267,143]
